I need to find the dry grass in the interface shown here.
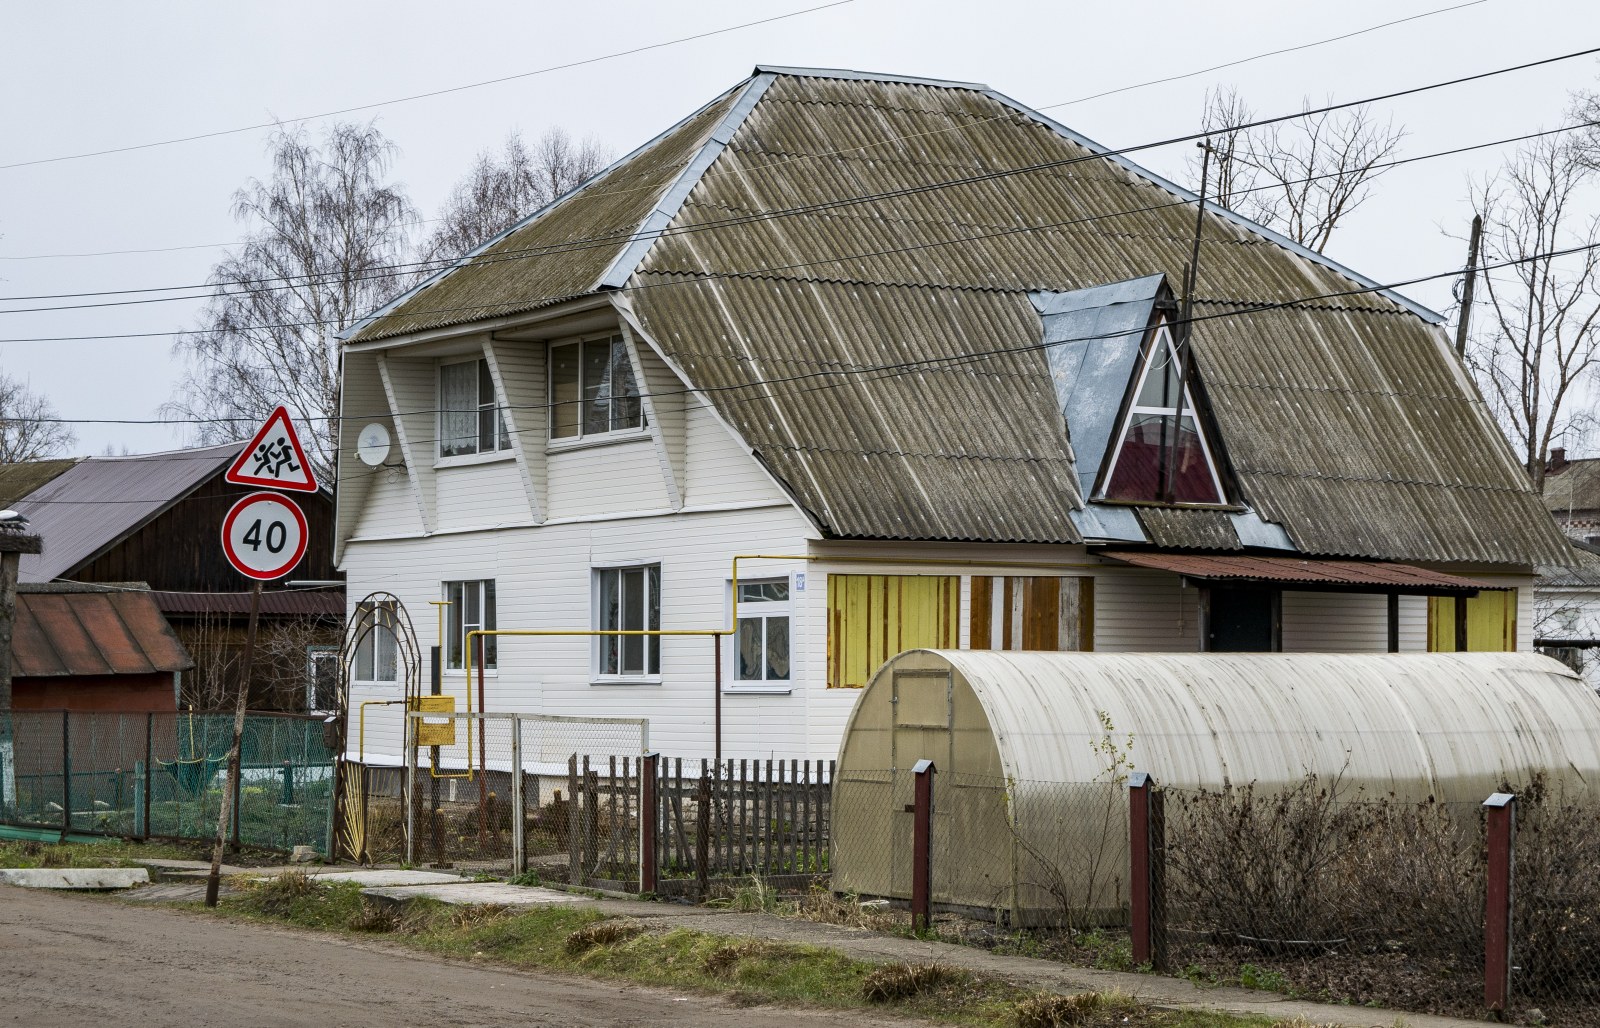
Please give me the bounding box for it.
[860,961,962,1003]
[564,917,643,955]
[791,887,905,932]
[703,939,776,977]
[248,871,321,916]
[348,900,401,933]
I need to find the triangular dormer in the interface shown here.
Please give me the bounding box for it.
[1098,318,1226,505]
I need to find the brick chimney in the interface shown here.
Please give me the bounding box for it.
[1549,447,1569,473]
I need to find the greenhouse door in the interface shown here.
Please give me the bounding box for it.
[890,669,952,899]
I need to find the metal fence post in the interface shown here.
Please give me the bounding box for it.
[1129,772,1167,969]
[60,710,71,838]
[509,715,524,875]
[1484,792,1517,1016]
[142,712,154,840]
[640,752,659,894]
[403,712,417,867]
[910,759,935,931]
[568,755,582,886]
[695,762,710,899]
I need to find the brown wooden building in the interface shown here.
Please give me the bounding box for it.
[7,443,343,711]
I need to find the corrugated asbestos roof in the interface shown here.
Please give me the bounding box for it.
[12,586,192,677]
[345,67,1568,564]
[14,442,243,583]
[1101,551,1491,592]
[0,459,79,507]
[1544,458,1600,515]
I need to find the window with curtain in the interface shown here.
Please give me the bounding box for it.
[734,579,791,685]
[549,336,644,441]
[438,358,509,458]
[351,601,399,684]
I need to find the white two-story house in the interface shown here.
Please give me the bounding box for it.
[334,66,1569,764]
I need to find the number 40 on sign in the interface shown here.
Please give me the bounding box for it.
[221,491,308,581]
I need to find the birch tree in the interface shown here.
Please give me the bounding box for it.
[165,123,417,482]
[0,372,75,461]
[1464,133,1600,491]
[419,128,610,266]
[1191,87,1404,253]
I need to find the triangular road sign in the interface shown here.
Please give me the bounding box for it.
[225,406,320,493]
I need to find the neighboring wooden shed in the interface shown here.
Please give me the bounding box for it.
[832,649,1600,923]
[10,583,192,712]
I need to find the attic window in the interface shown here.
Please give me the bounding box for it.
[1099,320,1225,504]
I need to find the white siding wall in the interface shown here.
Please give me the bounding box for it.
[546,439,672,520]
[435,458,534,530]
[682,401,787,507]
[351,468,425,540]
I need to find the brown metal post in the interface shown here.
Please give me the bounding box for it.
[207,579,262,908]
[910,759,935,932]
[142,712,154,840]
[640,752,659,894]
[1130,772,1153,966]
[1484,792,1516,1016]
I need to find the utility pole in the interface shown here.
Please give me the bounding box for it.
[0,527,42,818]
[1455,214,1483,357]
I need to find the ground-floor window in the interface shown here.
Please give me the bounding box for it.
[444,580,497,670]
[596,565,660,678]
[734,578,791,685]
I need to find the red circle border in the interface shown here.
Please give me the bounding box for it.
[220,490,309,581]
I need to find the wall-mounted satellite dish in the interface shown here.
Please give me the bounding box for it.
[357,423,393,467]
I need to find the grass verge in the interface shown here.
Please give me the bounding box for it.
[206,871,1282,1028]
[0,837,206,869]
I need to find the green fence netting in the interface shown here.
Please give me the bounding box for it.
[0,710,334,854]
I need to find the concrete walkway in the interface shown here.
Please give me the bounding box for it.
[334,875,1485,1028]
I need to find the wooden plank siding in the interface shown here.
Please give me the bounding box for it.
[969,576,1094,652]
[1427,590,1518,652]
[825,575,958,689]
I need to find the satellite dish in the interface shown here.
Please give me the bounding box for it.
[357,423,392,467]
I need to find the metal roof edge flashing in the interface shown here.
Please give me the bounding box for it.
[981,88,1445,326]
[599,72,779,289]
[753,65,990,91]
[339,80,750,344]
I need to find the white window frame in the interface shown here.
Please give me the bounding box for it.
[1098,320,1226,504]
[547,334,647,447]
[592,563,661,684]
[306,645,341,713]
[443,579,497,674]
[437,356,510,463]
[350,601,400,689]
[729,577,793,693]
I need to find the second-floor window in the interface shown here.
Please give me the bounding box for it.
[439,358,509,458]
[550,336,644,441]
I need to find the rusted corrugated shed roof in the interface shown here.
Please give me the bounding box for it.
[1101,551,1491,592]
[151,589,344,617]
[0,459,80,507]
[12,587,192,677]
[343,67,1567,564]
[13,442,242,583]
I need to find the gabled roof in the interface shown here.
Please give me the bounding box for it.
[345,66,1568,566]
[13,583,192,677]
[1544,457,1600,516]
[12,442,244,583]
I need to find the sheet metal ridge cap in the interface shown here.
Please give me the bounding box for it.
[339,80,748,344]
[1029,273,1166,317]
[981,88,1445,326]
[599,73,779,290]
[754,65,990,92]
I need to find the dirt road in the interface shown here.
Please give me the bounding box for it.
[0,885,915,1028]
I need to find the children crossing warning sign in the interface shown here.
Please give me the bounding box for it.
[225,406,319,493]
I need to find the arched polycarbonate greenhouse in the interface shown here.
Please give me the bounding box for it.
[831,650,1600,923]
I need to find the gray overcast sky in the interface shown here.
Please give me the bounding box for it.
[2,0,1597,456]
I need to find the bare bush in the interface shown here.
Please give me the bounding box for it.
[861,962,961,1003]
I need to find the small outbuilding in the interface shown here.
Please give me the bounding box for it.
[832,649,1600,923]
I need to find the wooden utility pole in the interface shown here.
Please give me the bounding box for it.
[0,529,42,817]
[205,580,263,907]
[1455,214,1483,357]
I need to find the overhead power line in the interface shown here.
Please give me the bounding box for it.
[3,39,1596,312]
[0,0,1496,262]
[10,238,1599,438]
[0,0,856,172]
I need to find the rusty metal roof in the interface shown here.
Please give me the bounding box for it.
[1100,551,1492,593]
[343,67,1567,564]
[12,442,243,584]
[12,585,192,677]
[151,589,344,617]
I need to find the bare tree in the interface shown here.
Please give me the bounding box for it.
[419,128,610,266]
[1191,89,1404,252]
[0,372,75,461]
[1464,133,1600,491]
[165,123,418,482]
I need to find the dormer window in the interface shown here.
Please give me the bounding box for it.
[549,335,644,441]
[1098,320,1225,504]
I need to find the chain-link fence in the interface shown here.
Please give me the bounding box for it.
[1,710,335,853]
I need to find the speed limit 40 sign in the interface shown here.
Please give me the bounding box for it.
[221,491,309,581]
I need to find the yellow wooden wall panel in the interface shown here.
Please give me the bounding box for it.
[828,574,958,687]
